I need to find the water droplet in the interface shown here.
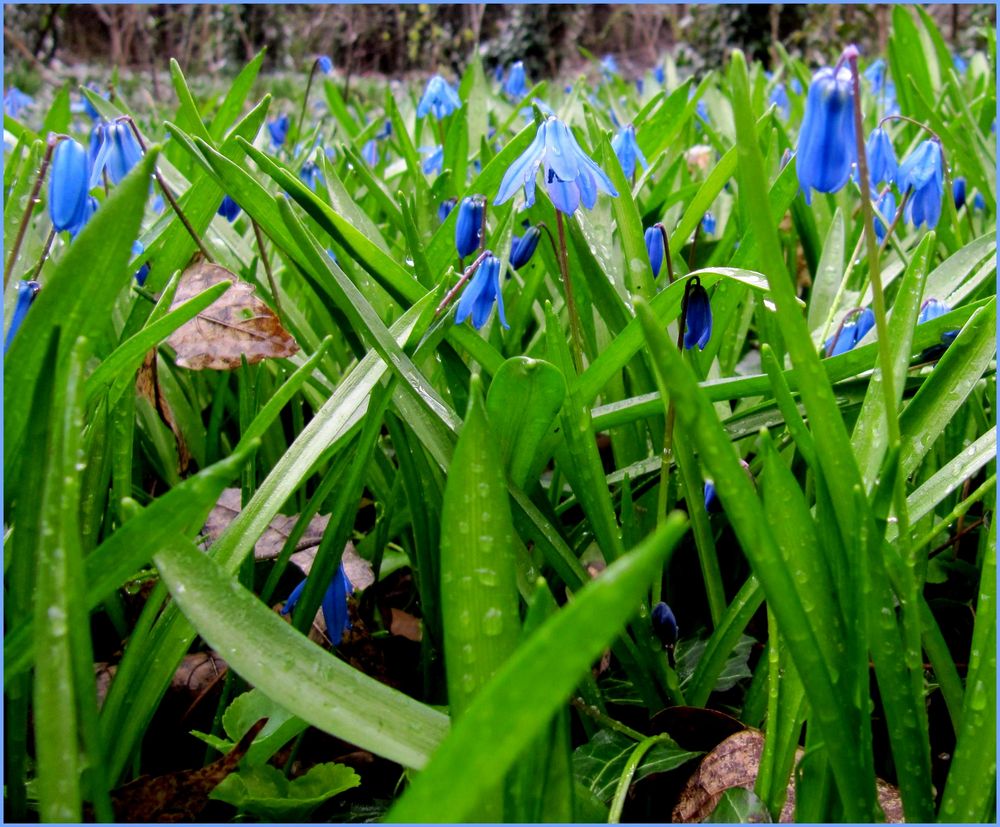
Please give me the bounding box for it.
[482,608,503,636]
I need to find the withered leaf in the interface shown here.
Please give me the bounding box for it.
[136,350,192,471]
[166,262,298,371]
[95,652,228,709]
[388,608,423,642]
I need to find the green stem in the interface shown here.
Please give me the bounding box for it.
[555,210,585,373]
[295,58,322,146]
[5,135,57,288]
[607,734,674,823]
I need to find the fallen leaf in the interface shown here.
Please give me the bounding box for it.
[388,608,423,642]
[166,262,298,370]
[95,652,228,709]
[136,350,192,471]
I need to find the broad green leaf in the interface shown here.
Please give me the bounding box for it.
[210,762,360,820]
[710,787,773,823]
[209,48,267,141]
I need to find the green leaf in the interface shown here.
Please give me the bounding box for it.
[485,356,566,489]
[152,535,449,769]
[40,84,71,136]
[210,762,360,820]
[807,208,845,337]
[388,513,688,823]
[709,787,773,823]
[209,48,266,141]
[440,376,522,719]
[221,689,309,767]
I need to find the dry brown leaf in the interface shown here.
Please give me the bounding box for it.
[136,350,192,471]
[388,608,423,642]
[672,730,904,823]
[166,262,298,370]
[95,652,228,709]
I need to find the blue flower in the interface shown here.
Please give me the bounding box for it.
[300,161,323,189]
[866,127,897,186]
[917,297,951,324]
[701,211,716,235]
[899,140,943,230]
[973,192,986,211]
[953,52,967,73]
[601,55,619,76]
[651,602,678,648]
[375,119,393,140]
[611,124,648,180]
[3,87,33,118]
[455,195,485,258]
[769,83,790,119]
[703,480,722,514]
[952,177,967,210]
[494,116,618,215]
[644,226,664,278]
[132,240,150,286]
[4,280,40,353]
[653,64,665,85]
[824,307,875,356]
[504,61,528,99]
[268,114,290,147]
[455,254,508,330]
[218,194,241,222]
[89,121,143,187]
[317,55,333,74]
[873,189,896,244]
[68,196,98,239]
[864,59,886,94]
[281,563,353,645]
[437,197,457,223]
[683,278,712,350]
[361,139,379,167]
[416,75,462,120]
[49,138,91,232]
[421,144,443,175]
[635,78,644,95]
[696,99,710,124]
[796,64,857,203]
[510,226,541,269]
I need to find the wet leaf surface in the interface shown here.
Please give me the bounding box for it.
[166,261,298,370]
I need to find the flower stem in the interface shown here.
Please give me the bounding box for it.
[655,222,676,284]
[251,218,286,327]
[29,228,56,284]
[295,59,322,147]
[555,210,585,373]
[435,249,491,316]
[4,135,57,288]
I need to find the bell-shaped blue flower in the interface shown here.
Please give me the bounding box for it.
[361,139,379,167]
[644,226,664,277]
[89,121,143,187]
[300,161,322,189]
[866,127,897,186]
[973,192,985,211]
[864,59,886,94]
[611,124,648,180]
[653,64,665,85]
[416,75,462,120]
[4,280,40,353]
[494,116,618,215]
[132,240,150,286]
[874,189,896,244]
[49,138,91,232]
[421,144,443,175]
[796,64,857,203]
[4,87,33,118]
[510,226,541,269]
[769,83,790,119]
[683,278,712,350]
[281,563,353,645]
[651,602,678,649]
[455,254,508,330]
[953,53,967,73]
[218,194,241,222]
[701,211,717,235]
[268,114,290,147]
[952,177,967,210]
[899,140,943,230]
[703,480,722,513]
[437,197,457,223]
[68,196,98,239]
[504,61,528,99]
[601,55,619,76]
[824,307,875,356]
[317,55,333,74]
[455,195,485,258]
[917,297,951,324]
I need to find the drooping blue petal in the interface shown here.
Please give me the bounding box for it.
[577,169,598,210]
[917,298,951,325]
[417,75,462,120]
[866,127,898,186]
[455,254,506,330]
[546,174,580,215]
[321,564,352,644]
[542,119,583,184]
[796,65,857,203]
[611,124,647,179]
[4,280,40,353]
[874,189,896,244]
[563,124,618,197]
[494,121,546,205]
[49,138,90,232]
[899,140,943,229]
[510,226,541,269]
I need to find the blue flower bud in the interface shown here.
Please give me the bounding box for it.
[510,226,541,269]
[454,195,485,258]
[651,602,678,649]
[89,121,143,187]
[504,61,528,99]
[437,197,457,223]
[701,211,716,235]
[611,124,648,180]
[973,192,986,211]
[361,139,379,167]
[49,138,90,232]
[866,127,898,187]
[455,254,508,330]
[796,64,857,203]
[899,140,943,230]
[218,194,241,222]
[268,114,290,147]
[4,280,40,353]
[417,75,462,120]
[653,65,665,85]
[874,189,896,244]
[317,55,333,74]
[952,177,967,211]
[644,226,664,278]
[703,480,722,513]
[683,278,712,350]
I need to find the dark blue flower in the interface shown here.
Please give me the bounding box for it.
[683,278,712,350]
[701,211,716,235]
[416,75,462,120]
[89,121,143,187]
[375,119,393,140]
[504,61,528,99]
[611,124,648,180]
[4,280,40,353]
[899,140,943,230]
[68,196,98,239]
[796,63,857,203]
[703,480,722,513]
[494,116,617,215]
[973,192,986,211]
[49,138,91,232]
[917,297,951,324]
[268,114,290,147]
[361,139,379,167]
[651,602,678,648]
[874,189,896,244]
[132,240,150,286]
[437,197,457,223]
[281,563,353,645]
[653,64,665,85]
[317,55,333,74]
[866,127,897,186]
[3,87,33,118]
[300,161,322,190]
[952,177,967,210]
[510,226,541,269]
[455,195,485,258]
[769,83,790,119]
[455,254,508,330]
[824,307,875,356]
[644,226,664,278]
[421,144,443,175]
[218,194,241,222]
